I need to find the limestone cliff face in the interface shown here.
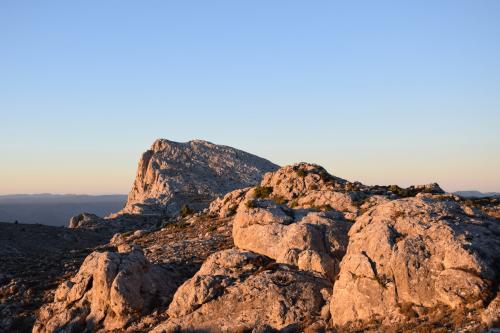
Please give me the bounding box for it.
[119,139,278,216]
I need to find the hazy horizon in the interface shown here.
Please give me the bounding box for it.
[1,1,499,193]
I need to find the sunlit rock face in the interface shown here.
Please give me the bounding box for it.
[27,155,500,332]
[330,195,500,328]
[33,248,175,333]
[233,199,351,280]
[118,139,278,217]
[155,248,332,332]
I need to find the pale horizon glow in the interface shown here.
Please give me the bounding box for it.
[1,1,499,194]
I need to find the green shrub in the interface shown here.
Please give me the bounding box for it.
[227,206,238,216]
[170,221,189,229]
[272,196,287,205]
[245,200,257,209]
[253,186,273,199]
[388,185,412,197]
[180,204,194,217]
[296,169,307,177]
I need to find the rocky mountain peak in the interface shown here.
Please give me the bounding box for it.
[119,139,278,217]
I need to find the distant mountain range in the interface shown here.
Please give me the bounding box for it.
[0,194,127,226]
[453,191,500,198]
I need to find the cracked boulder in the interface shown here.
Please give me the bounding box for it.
[33,248,175,333]
[330,195,500,328]
[207,187,251,218]
[154,248,332,332]
[233,199,351,280]
[260,163,363,216]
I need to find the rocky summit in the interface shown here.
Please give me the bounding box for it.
[118,139,278,217]
[1,141,499,333]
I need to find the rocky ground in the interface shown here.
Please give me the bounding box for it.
[0,222,108,332]
[0,214,235,333]
[2,140,499,332]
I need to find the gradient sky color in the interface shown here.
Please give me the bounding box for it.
[1,1,499,194]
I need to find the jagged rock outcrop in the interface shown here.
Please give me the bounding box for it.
[68,211,164,234]
[233,198,350,279]
[260,163,363,217]
[119,139,278,217]
[153,248,332,332]
[207,187,251,218]
[29,157,499,332]
[33,248,175,333]
[330,194,500,328]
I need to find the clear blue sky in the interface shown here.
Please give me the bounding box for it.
[1,1,499,194]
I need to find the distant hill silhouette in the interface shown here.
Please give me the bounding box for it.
[453,191,500,198]
[0,194,127,226]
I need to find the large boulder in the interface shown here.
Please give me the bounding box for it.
[119,139,278,217]
[207,187,251,218]
[154,248,332,332]
[330,195,500,328]
[233,198,350,280]
[259,163,363,216]
[33,248,175,333]
[68,212,103,229]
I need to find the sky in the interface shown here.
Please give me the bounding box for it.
[1,1,499,194]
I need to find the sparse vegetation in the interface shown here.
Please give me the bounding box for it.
[289,199,298,208]
[296,169,307,177]
[388,185,415,198]
[253,186,273,199]
[171,220,189,229]
[227,206,238,216]
[245,200,257,209]
[393,210,405,219]
[272,196,287,205]
[180,204,194,217]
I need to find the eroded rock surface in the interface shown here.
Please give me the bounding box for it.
[22,159,500,332]
[119,139,278,216]
[233,199,350,279]
[260,163,363,216]
[33,248,175,333]
[154,248,332,333]
[207,187,250,218]
[330,195,500,329]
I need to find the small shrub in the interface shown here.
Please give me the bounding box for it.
[253,186,273,199]
[227,206,237,216]
[289,199,298,208]
[208,225,217,232]
[272,196,287,205]
[296,169,307,177]
[308,184,319,191]
[180,204,194,217]
[245,200,257,209]
[172,221,189,229]
[393,211,405,219]
[388,185,412,197]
